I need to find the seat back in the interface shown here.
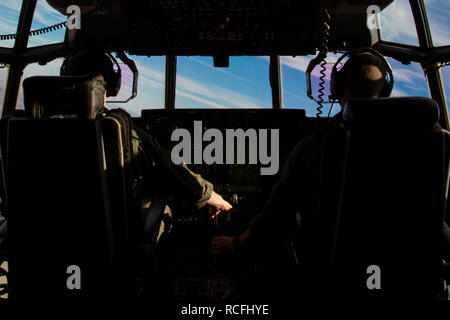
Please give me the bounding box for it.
[7,118,116,302]
[23,75,135,252]
[328,97,447,300]
[4,75,135,303]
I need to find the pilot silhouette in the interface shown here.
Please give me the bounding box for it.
[211,49,395,254]
[60,49,232,218]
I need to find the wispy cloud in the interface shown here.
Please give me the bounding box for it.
[177,74,262,108]
[391,87,409,97]
[390,66,424,85]
[0,10,19,47]
[424,0,450,46]
[379,0,418,45]
[188,57,253,84]
[0,1,21,12]
[279,56,310,72]
[176,89,224,108]
[0,15,18,34]
[32,0,66,26]
[137,61,263,108]
[0,0,66,48]
[380,0,449,47]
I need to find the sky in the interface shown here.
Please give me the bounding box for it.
[0,0,449,117]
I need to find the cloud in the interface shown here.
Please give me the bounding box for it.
[188,57,253,84]
[0,1,21,12]
[0,0,66,48]
[379,0,418,44]
[137,61,263,108]
[280,56,310,73]
[424,0,450,46]
[0,15,18,34]
[176,89,224,108]
[0,0,64,28]
[177,74,262,108]
[0,12,19,47]
[379,0,450,47]
[137,64,165,83]
[391,87,408,97]
[390,66,424,85]
[32,0,66,26]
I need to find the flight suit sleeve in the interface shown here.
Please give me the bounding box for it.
[248,136,315,242]
[132,127,213,210]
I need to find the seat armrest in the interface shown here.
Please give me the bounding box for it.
[142,197,166,242]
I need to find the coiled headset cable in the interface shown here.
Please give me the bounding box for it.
[0,7,102,41]
[315,6,331,118]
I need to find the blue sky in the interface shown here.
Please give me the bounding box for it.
[0,0,449,116]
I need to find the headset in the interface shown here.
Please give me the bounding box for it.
[329,47,394,102]
[104,52,121,97]
[60,50,122,97]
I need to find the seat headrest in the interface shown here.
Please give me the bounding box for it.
[343,97,440,129]
[23,75,106,120]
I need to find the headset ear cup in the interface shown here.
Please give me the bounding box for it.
[107,72,121,97]
[330,51,351,101]
[105,54,122,97]
[115,68,121,95]
[330,68,337,100]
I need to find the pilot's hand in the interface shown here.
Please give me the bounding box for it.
[210,236,234,255]
[207,191,232,218]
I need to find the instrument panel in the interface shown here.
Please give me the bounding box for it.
[136,108,312,301]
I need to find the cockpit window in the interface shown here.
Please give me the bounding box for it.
[424,0,450,47]
[28,0,66,47]
[0,0,21,48]
[379,0,419,46]
[175,56,271,109]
